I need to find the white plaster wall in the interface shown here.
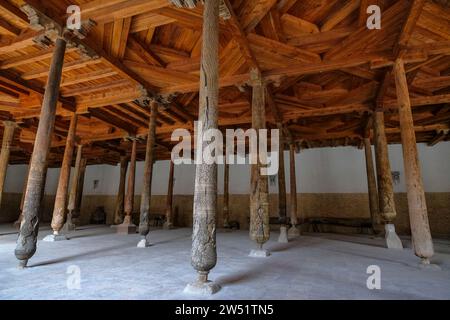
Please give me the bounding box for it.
[4,142,450,195]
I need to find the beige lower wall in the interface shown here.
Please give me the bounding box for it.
[2,192,449,238]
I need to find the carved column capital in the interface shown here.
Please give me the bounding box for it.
[22,4,96,54]
[249,68,264,87]
[3,120,18,129]
[124,135,141,142]
[169,0,230,19]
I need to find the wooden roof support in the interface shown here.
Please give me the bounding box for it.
[50,113,78,234]
[187,0,221,293]
[0,0,447,163]
[118,137,137,233]
[138,100,157,243]
[249,68,270,251]
[113,155,128,224]
[15,35,67,267]
[394,58,434,262]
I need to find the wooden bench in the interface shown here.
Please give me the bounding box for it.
[305,218,373,234]
[131,213,165,227]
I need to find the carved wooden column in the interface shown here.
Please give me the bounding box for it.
[373,111,403,249]
[113,156,128,225]
[63,144,83,231]
[363,137,381,233]
[394,59,434,264]
[222,163,230,228]
[15,36,67,267]
[44,113,77,241]
[72,157,87,226]
[0,121,17,209]
[138,101,158,247]
[184,0,221,295]
[288,143,300,237]
[277,123,288,243]
[117,138,137,234]
[163,159,175,230]
[249,69,270,257]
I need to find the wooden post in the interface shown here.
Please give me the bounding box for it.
[47,113,77,240]
[117,138,137,234]
[288,143,300,237]
[185,0,221,295]
[164,160,175,230]
[37,164,49,223]
[0,121,16,209]
[373,110,403,249]
[13,164,30,229]
[249,69,270,257]
[277,123,288,243]
[64,144,83,231]
[363,137,381,232]
[113,156,128,225]
[138,101,158,247]
[394,58,434,263]
[72,157,87,226]
[222,163,230,228]
[15,37,67,267]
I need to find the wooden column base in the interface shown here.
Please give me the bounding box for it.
[116,216,137,235]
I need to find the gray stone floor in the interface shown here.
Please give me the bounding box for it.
[1,224,449,300]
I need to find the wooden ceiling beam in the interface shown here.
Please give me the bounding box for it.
[394,0,426,57]
[88,107,137,134]
[0,0,29,25]
[427,129,449,146]
[61,79,131,97]
[384,94,450,109]
[376,0,426,110]
[21,58,102,80]
[0,29,43,55]
[127,35,165,67]
[60,69,118,87]
[78,0,170,22]
[0,16,21,36]
[104,105,148,128]
[0,70,75,111]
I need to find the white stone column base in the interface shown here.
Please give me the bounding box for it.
[278,226,288,243]
[385,224,403,249]
[249,249,270,258]
[43,232,68,242]
[137,237,151,248]
[418,258,441,270]
[184,280,221,295]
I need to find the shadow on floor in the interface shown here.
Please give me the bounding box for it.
[216,263,268,286]
[28,243,132,268]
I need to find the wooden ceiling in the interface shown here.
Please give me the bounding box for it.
[0,0,449,166]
